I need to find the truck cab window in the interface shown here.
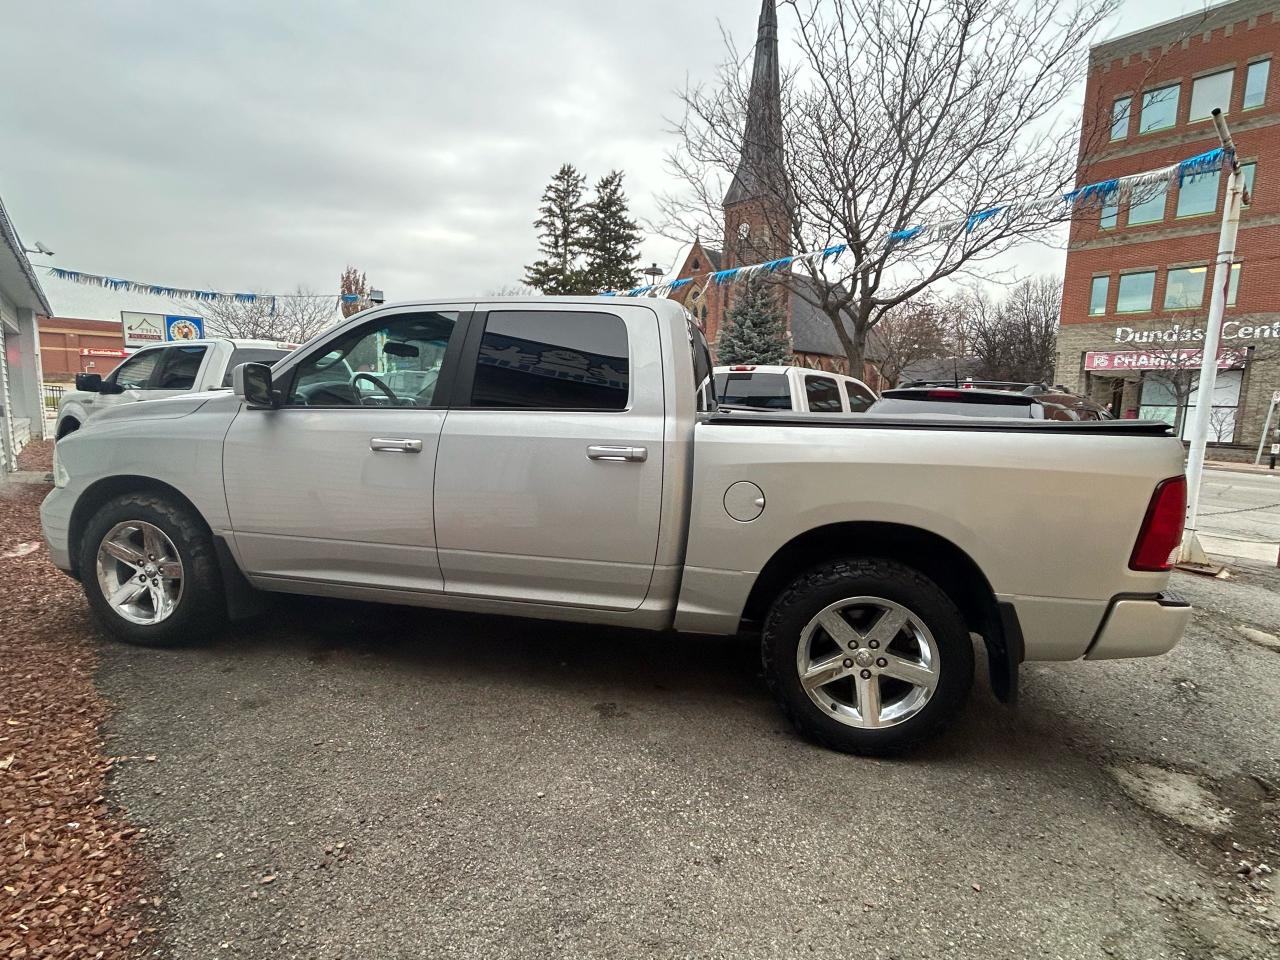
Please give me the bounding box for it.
[154,345,208,390]
[470,310,629,410]
[806,375,842,412]
[108,349,162,390]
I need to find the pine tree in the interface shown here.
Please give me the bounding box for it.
[582,170,643,293]
[524,164,589,295]
[715,277,791,365]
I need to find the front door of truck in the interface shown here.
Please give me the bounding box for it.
[223,306,469,592]
[433,303,665,610]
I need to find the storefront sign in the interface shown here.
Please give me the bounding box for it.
[165,315,204,341]
[1114,321,1280,344]
[1085,348,1247,371]
[121,311,165,348]
[79,348,128,358]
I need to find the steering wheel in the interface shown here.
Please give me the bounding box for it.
[351,371,398,404]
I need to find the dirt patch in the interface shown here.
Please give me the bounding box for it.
[0,482,149,958]
[15,439,54,475]
[1109,763,1234,834]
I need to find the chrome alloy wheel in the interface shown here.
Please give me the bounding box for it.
[796,596,940,729]
[95,521,184,625]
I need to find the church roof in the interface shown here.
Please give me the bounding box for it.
[724,1,787,208]
[787,279,885,363]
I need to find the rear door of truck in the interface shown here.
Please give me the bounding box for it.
[433,302,665,610]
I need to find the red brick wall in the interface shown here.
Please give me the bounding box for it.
[1064,7,1280,327]
[38,317,125,380]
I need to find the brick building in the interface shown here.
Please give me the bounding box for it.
[1057,0,1279,458]
[38,316,127,381]
[665,0,882,382]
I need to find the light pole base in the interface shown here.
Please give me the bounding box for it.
[1176,530,1226,576]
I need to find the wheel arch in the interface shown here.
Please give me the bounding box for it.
[55,416,81,439]
[742,521,1020,702]
[68,475,213,577]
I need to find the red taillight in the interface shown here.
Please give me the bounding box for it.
[927,388,966,398]
[729,365,756,371]
[1129,476,1186,571]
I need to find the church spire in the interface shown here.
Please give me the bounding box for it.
[724,0,785,207]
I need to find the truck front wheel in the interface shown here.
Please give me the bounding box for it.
[762,558,974,756]
[78,492,226,646]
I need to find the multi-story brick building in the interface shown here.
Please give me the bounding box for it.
[1057,0,1279,458]
[38,316,127,380]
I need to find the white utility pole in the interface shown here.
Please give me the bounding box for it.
[1180,108,1245,565]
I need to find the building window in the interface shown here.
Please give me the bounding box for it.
[1244,59,1270,109]
[1241,162,1256,206]
[1139,369,1241,442]
[1110,96,1131,140]
[1128,182,1167,225]
[1189,69,1233,120]
[1176,170,1219,217]
[1140,84,1180,133]
[1228,263,1241,306]
[1116,271,1156,312]
[1089,276,1109,315]
[1100,198,1118,229]
[1164,266,1207,310]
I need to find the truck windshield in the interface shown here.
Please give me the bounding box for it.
[714,372,792,410]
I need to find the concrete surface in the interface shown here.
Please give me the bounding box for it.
[92,567,1280,960]
[1195,468,1280,563]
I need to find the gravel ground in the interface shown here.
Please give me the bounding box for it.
[1,482,148,959]
[81,557,1278,958]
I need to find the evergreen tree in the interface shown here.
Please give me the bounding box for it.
[715,277,791,365]
[524,164,589,295]
[582,170,643,293]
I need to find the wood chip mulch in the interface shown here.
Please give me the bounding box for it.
[1,482,148,958]
[14,442,53,475]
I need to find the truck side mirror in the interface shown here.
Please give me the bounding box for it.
[75,373,103,392]
[233,363,280,409]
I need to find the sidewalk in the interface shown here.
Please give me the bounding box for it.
[1204,459,1280,476]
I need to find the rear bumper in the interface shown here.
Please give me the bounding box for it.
[1084,592,1191,661]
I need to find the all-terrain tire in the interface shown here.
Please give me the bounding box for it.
[78,492,226,647]
[762,557,974,756]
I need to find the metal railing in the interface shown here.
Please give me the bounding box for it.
[42,382,66,411]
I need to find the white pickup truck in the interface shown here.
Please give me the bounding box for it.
[54,338,295,439]
[41,297,1191,754]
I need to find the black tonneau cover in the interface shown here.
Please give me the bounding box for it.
[705,409,1173,436]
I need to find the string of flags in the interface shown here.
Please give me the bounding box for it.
[605,145,1231,297]
[42,266,365,306]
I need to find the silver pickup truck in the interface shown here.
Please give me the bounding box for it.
[41,297,1191,754]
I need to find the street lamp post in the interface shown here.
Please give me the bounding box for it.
[642,263,664,295]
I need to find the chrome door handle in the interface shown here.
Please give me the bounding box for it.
[586,444,647,462]
[370,437,423,453]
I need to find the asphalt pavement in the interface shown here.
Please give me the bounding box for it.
[94,567,1279,959]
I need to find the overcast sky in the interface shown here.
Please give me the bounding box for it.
[1,0,1213,321]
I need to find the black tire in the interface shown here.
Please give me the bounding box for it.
[762,557,974,756]
[78,492,226,647]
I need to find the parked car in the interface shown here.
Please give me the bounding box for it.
[870,387,1048,418]
[889,380,1113,421]
[42,297,1190,755]
[714,364,877,413]
[55,338,296,439]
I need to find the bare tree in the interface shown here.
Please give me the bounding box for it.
[956,276,1061,383]
[657,0,1117,372]
[871,298,951,386]
[184,287,339,343]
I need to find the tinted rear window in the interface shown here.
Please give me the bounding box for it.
[222,348,291,386]
[714,372,792,409]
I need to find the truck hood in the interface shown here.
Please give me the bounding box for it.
[90,391,232,426]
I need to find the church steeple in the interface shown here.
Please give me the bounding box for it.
[724,0,786,208]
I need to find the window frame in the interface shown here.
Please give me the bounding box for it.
[1240,161,1256,207]
[804,374,843,413]
[1244,58,1270,110]
[1128,181,1168,225]
[1088,275,1109,316]
[1163,266,1208,311]
[1139,83,1181,134]
[1175,168,1220,218]
[1110,95,1132,140]
[1188,68,1234,121]
[1116,270,1157,314]
[455,308,633,413]
[275,306,470,410]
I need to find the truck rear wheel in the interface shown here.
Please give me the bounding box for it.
[762,557,973,756]
[78,492,226,647]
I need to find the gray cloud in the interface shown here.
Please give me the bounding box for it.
[1,0,1198,320]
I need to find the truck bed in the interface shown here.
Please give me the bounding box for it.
[704,410,1174,436]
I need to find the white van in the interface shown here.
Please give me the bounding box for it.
[713,364,877,414]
